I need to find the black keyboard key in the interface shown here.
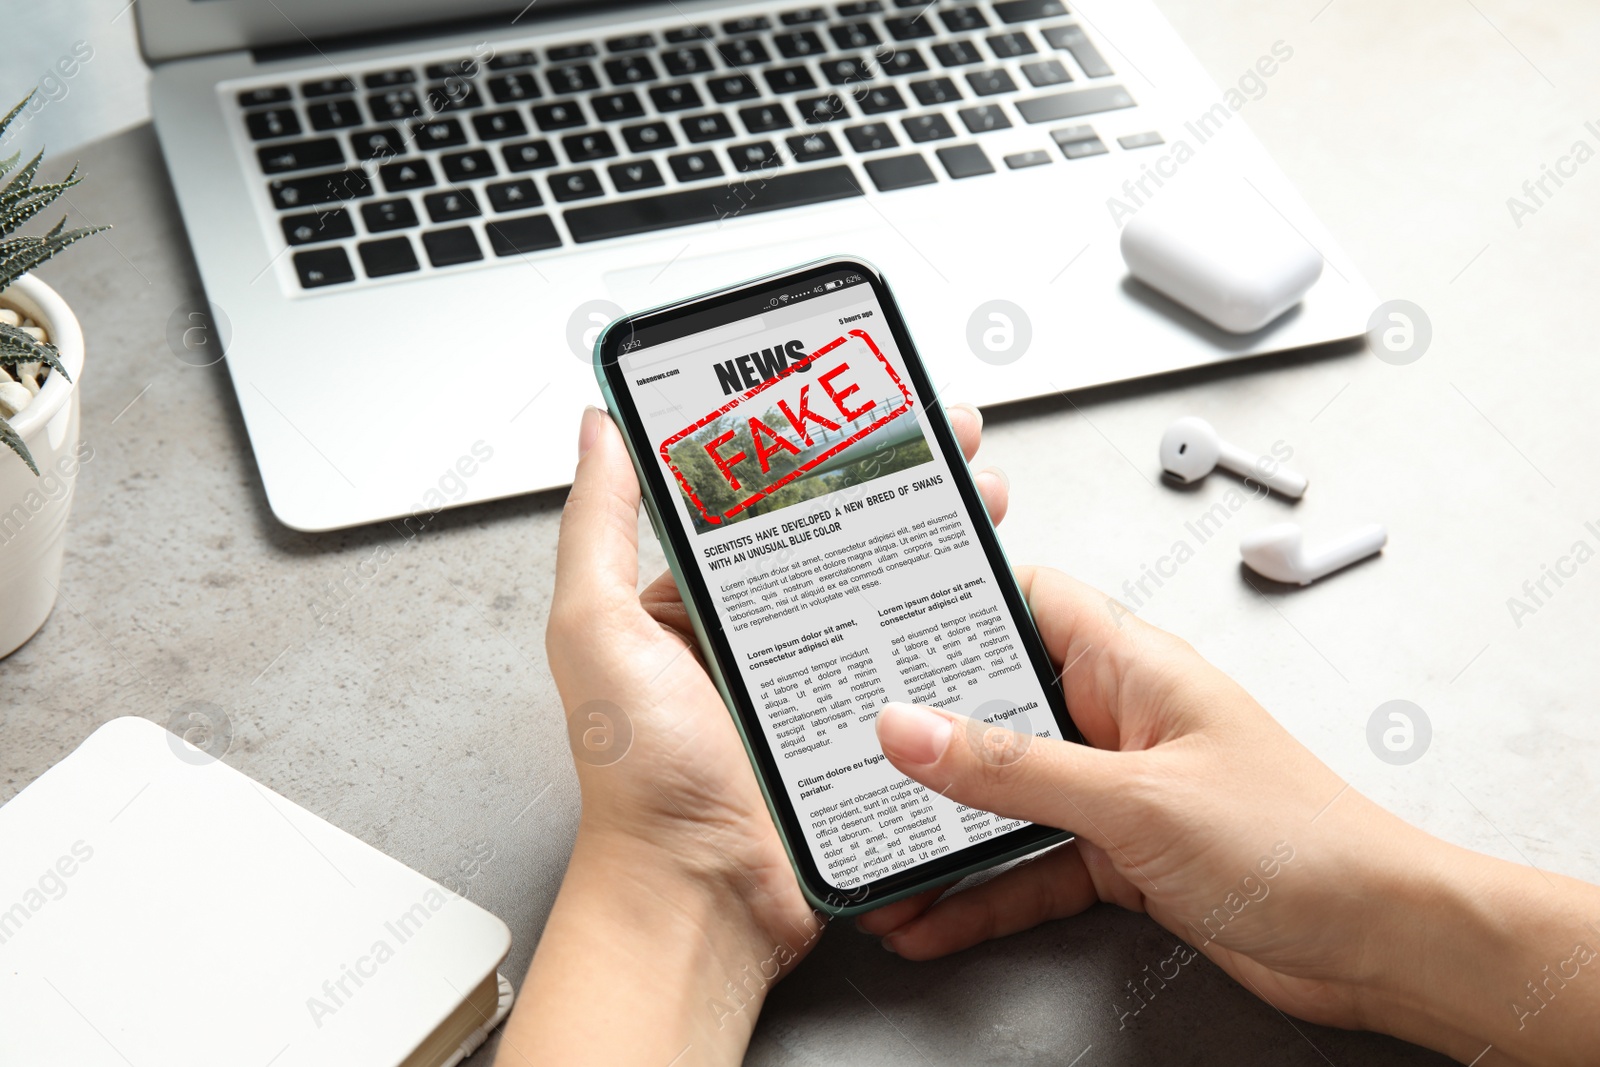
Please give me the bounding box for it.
[662,47,714,76]
[302,77,355,98]
[664,25,713,43]
[308,98,362,130]
[563,130,618,162]
[485,214,562,255]
[902,113,955,142]
[622,121,676,152]
[239,86,291,107]
[829,22,880,49]
[774,30,826,58]
[881,48,930,76]
[882,14,935,39]
[1021,58,1071,87]
[503,139,558,171]
[988,31,1037,58]
[606,33,656,52]
[593,91,647,120]
[428,82,484,111]
[550,169,605,201]
[837,0,883,15]
[858,86,907,114]
[246,107,301,140]
[424,188,480,221]
[605,55,658,85]
[424,59,480,80]
[910,77,961,105]
[364,69,416,89]
[473,109,529,140]
[422,227,483,266]
[650,82,703,111]
[966,68,1017,95]
[411,118,468,148]
[281,208,355,245]
[779,7,829,24]
[1016,84,1133,123]
[532,101,587,130]
[358,236,420,277]
[487,72,542,103]
[487,51,539,71]
[269,169,372,209]
[379,158,436,192]
[958,104,1011,132]
[933,41,984,66]
[682,112,737,142]
[940,6,988,31]
[797,93,850,123]
[822,57,872,85]
[739,103,794,133]
[717,38,771,67]
[708,74,761,103]
[730,140,780,172]
[332,115,396,159]
[764,65,818,94]
[258,138,344,174]
[722,15,771,34]
[864,152,936,190]
[1052,124,1107,158]
[547,43,598,62]
[486,177,542,212]
[787,129,841,162]
[362,197,420,232]
[368,88,422,120]
[994,0,1068,22]
[294,246,354,287]
[1004,149,1051,168]
[442,148,497,181]
[1042,24,1113,77]
[936,142,993,177]
[547,64,600,94]
[844,122,898,152]
[563,165,862,242]
[609,159,665,191]
[668,149,724,181]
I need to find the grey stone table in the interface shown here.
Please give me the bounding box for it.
[4,2,1598,1063]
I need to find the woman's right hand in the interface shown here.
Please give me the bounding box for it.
[861,567,1600,1067]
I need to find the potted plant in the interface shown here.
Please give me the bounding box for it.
[1,94,106,658]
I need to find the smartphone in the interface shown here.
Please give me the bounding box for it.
[594,257,1083,916]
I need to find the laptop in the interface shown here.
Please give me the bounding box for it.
[139,0,1373,531]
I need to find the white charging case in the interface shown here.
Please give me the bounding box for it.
[1119,178,1324,335]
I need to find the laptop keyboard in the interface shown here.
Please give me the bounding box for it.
[229,0,1160,292]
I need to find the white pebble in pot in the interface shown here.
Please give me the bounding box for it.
[0,379,32,417]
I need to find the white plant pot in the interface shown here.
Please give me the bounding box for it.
[0,274,87,659]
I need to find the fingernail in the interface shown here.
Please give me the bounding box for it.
[877,702,953,765]
[577,406,600,458]
[952,402,983,430]
[881,934,902,954]
[984,465,1009,491]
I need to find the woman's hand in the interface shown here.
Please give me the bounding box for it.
[499,403,1007,1066]
[861,569,1600,1066]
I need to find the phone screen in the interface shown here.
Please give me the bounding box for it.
[604,262,1076,903]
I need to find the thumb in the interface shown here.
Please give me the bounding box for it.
[875,701,1127,847]
[551,407,642,623]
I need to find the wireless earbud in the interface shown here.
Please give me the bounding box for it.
[1240,522,1387,585]
[1159,416,1307,499]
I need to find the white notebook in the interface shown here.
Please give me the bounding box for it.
[0,717,513,1067]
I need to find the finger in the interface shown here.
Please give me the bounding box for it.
[855,882,951,936]
[880,844,1099,960]
[639,568,694,637]
[550,409,644,636]
[875,701,1130,845]
[974,466,1008,526]
[946,402,982,463]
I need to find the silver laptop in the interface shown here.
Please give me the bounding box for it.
[139,0,1373,531]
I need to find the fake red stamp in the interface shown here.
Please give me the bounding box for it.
[659,329,915,526]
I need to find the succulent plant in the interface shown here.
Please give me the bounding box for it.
[0,93,107,474]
